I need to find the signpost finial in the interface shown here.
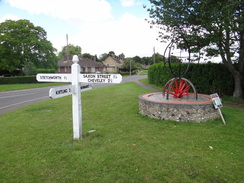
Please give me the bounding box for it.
[73,55,79,63]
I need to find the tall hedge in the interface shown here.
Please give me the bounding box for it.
[0,76,37,84]
[36,69,56,73]
[148,62,241,96]
[0,69,55,84]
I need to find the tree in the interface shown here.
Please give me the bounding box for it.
[120,58,142,72]
[23,61,37,76]
[108,51,115,58]
[0,19,57,72]
[57,44,82,60]
[141,57,151,65]
[99,53,108,61]
[82,53,94,59]
[118,53,125,60]
[99,51,125,61]
[154,53,165,63]
[146,0,244,98]
[133,56,142,64]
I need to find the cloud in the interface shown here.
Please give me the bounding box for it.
[120,0,135,7]
[0,14,20,23]
[74,13,164,57]
[4,0,113,23]
[2,0,167,57]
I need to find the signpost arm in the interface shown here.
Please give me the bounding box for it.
[72,55,82,139]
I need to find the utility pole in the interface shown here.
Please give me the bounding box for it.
[153,46,155,64]
[66,34,69,61]
[130,60,133,75]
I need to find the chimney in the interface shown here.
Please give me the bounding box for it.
[94,55,96,62]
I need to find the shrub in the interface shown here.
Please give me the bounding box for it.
[119,71,130,76]
[0,76,38,84]
[37,69,56,73]
[148,62,238,96]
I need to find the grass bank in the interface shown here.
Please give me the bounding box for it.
[0,82,243,182]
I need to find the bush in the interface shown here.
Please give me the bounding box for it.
[148,62,240,96]
[119,71,130,76]
[0,76,38,84]
[37,69,56,73]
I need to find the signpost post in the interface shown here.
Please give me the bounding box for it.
[36,55,122,139]
[71,56,82,139]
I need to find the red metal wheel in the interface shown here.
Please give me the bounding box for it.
[163,78,195,99]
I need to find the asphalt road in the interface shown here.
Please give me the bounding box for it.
[0,75,147,115]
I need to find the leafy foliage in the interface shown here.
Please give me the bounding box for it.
[0,19,57,72]
[57,44,82,60]
[146,0,244,98]
[99,51,125,61]
[0,76,37,84]
[36,68,56,73]
[148,62,243,97]
[23,61,37,76]
[120,58,142,72]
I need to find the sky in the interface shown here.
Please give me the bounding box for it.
[0,0,168,58]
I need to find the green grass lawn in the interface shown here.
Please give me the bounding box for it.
[0,82,243,182]
[139,70,148,75]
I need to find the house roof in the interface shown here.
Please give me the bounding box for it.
[58,56,105,68]
[107,56,123,64]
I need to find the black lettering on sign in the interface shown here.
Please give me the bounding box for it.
[84,74,95,79]
[88,79,105,83]
[98,74,111,79]
[80,85,89,89]
[40,76,62,80]
[56,89,68,95]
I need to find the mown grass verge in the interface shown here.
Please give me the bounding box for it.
[0,82,243,182]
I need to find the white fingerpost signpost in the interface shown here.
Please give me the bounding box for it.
[36,55,122,139]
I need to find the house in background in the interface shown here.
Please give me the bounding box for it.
[57,55,106,73]
[102,56,123,73]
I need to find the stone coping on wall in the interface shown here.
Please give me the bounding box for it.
[139,92,212,105]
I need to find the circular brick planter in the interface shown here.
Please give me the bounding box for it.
[139,92,220,122]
